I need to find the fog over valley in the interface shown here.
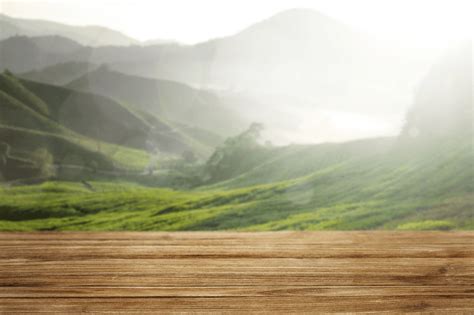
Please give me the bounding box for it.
[1,8,457,144]
[0,1,472,232]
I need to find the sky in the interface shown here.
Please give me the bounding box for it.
[1,0,472,45]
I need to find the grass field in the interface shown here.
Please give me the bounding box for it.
[1,137,472,231]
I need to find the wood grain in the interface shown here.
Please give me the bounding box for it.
[0,232,472,313]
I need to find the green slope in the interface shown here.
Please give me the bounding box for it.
[0,90,63,134]
[20,61,98,86]
[0,71,151,178]
[0,71,221,183]
[0,71,49,115]
[0,125,115,174]
[21,77,209,156]
[66,66,246,137]
[208,137,396,189]
[0,137,471,231]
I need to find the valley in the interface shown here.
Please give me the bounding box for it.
[0,11,471,231]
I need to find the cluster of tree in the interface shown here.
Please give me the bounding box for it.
[0,142,10,166]
[148,123,272,188]
[0,145,56,182]
[31,148,56,178]
[203,123,272,183]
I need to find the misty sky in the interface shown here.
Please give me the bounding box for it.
[0,0,471,144]
[1,0,472,46]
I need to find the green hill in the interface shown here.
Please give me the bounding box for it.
[20,61,98,86]
[0,89,61,134]
[0,137,471,230]
[21,76,214,156]
[66,66,247,137]
[0,125,115,179]
[0,71,50,115]
[0,70,227,184]
[0,71,122,180]
[17,61,225,150]
[0,72,148,179]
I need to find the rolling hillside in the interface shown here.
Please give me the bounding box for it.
[0,71,116,180]
[0,71,223,183]
[0,136,471,230]
[2,94,471,228]
[20,61,98,85]
[66,66,247,137]
[15,62,228,152]
[21,76,218,156]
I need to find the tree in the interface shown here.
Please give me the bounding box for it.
[205,123,267,182]
[246,122,264,140]
[31,148,56,178]
[182,150,197,164]
[0,142,10,165]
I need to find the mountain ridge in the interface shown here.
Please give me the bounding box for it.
[0,13,139,46]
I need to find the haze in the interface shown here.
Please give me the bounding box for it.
[0,1,471,144]
[1,0,472,46]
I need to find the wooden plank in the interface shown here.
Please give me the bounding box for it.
[1,231,472,243]
[1,297,474,313]
[0,232,472,313]
[0,244,471,259]
[0,259,472,286]
[2,285,473,298]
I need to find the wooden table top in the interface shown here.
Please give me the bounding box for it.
[0,231,473,313]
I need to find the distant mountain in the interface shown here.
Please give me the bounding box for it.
[110,9,429,115]
[0,14,139,46]
[143,39,179,46]
[0,9,430,114]
[0,36,86,73]
[20,61,98,86]
[0,9,433,143]
[0,35,173,72]
[66,66,247,137]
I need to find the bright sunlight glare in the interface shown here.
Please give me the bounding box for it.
[1,0,472,47]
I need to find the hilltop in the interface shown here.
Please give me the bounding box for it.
[0,14,138,46]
